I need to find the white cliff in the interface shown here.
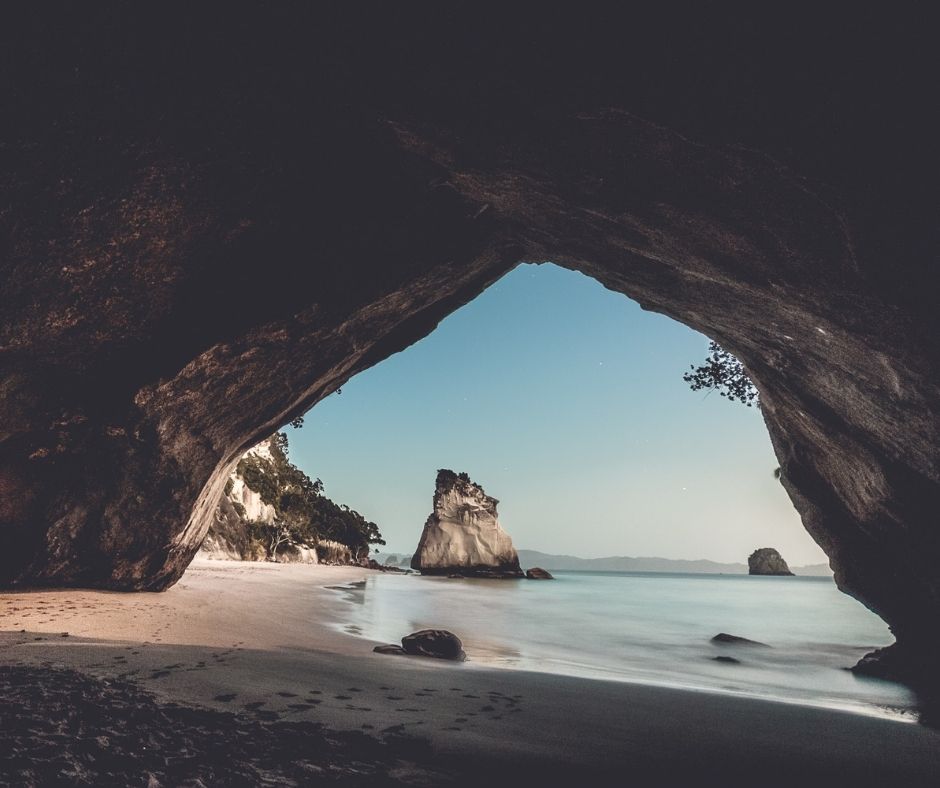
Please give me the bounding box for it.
[411,470,523,578]
[227,475,276,524]
[198,438,310,562]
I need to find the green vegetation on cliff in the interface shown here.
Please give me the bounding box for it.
[233,433,385,561]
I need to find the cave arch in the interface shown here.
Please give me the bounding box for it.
[2,6,938,672]
[275,261,818,572]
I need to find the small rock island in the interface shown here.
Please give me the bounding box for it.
[748,547,794,576]
[411,470,524,578]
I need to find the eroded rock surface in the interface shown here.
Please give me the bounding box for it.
[2,7,940,672]
[747,548,794,576]
[411,471,523,578]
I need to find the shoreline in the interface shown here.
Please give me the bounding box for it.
[3,559,940,785]
[326,567,914,724]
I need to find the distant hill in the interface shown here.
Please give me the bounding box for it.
[381,549,832,576]
[517,549,833,577]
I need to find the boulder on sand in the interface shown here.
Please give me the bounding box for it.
[372,644,406,656]
[401,629,467,661]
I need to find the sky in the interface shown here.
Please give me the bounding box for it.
[286,262,828,566]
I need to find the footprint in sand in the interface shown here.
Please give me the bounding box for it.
[386,695,404,700]
[455,717,468,723]
[462,694,479,699]
[276,691,298,698]
[480,705,495,712]
[243,701,266,710]
[149,670,170,679]
[308,690,322,695]
[444,726,462,731]
[346,687,363,692]
[335,695,352,700]
[213,693,238,702]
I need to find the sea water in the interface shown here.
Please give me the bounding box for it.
[330,571,916,721]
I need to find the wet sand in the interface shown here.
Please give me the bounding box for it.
[2,559,940,786]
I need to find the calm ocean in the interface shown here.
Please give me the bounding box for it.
[331,570,916,721]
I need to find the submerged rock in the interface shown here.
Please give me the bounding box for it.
[748,548,794,576]
[411,470,523,578]
[712,656,741,664]
[711,633,770,647]
[401,630,467,661]
[526,567,554,580]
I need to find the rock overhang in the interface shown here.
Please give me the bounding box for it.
[0,7,938,678]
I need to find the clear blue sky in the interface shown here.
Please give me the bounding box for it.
[287,263,827,566]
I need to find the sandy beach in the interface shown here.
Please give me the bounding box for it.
[2,559,940,786]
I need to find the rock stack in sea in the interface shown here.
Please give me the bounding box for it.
[747,548,794,576]
[411,470,524,578]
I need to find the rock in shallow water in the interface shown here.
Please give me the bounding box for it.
[711,633,770,647]
[400,629,467,661]
[526,567,554,579]
[747,548,794,576]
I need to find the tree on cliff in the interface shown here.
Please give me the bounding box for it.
[235,432,384,560]
[683,341,759,407]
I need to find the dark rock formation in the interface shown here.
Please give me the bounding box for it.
[712,656,741,665]
[372,644,406,656]
[747,548,794,576]
[526,567,555,580]
[2,6,940,672]
[711,633,770,648]
[411,471,524,578]
[401,630,467,662]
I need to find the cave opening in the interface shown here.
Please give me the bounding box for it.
[277,262,816,571]
[202,262,910,719]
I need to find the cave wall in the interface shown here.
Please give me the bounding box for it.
[2,5,939,650]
